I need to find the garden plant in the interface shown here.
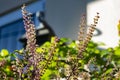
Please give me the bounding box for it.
[0,5,120,80]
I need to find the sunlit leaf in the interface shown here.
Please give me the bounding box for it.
[0,49,9,57]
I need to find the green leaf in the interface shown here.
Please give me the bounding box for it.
[105,68,113,75]
[94,49,100,54]
[68,41,76,48]
[29,65,34,70]
[114,47,120,56]
[0,49,9,57]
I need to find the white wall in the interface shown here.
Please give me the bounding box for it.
[87,0,120,48]
[46,0,87,39]
[46,0,120,48]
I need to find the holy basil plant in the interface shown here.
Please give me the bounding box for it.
[0,4,120,80]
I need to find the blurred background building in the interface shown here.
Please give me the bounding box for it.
[0,0,46,52]
[0,0,120,52]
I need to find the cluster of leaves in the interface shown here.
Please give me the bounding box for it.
[36,38,120,80]
[0,38,120,79]
[0,49,16,79]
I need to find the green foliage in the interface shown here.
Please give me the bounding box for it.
[0,38,120,79]
[0,49,16,79]
[19,37,120,79]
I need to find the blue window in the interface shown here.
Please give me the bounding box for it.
[0,19,25,52]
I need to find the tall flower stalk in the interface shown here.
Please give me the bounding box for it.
[67,13,100,79]
[21,5,40,79]
[21,4,37,56]
[21,5,59,79]
[77,13,100,58]
[77,14,87,58]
